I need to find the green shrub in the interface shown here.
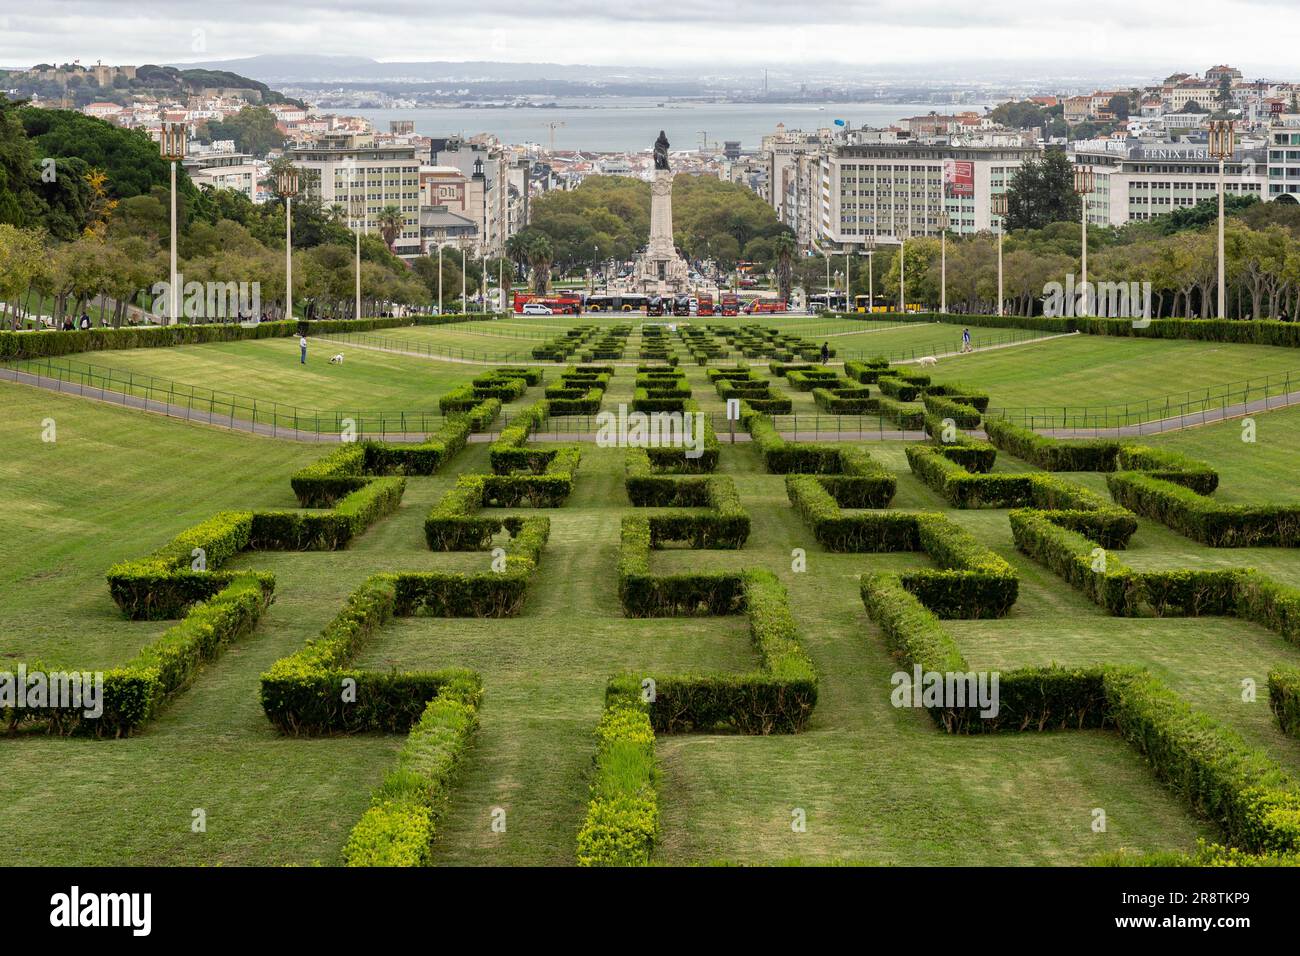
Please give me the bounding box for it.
[1269,666,1300,738]
[342,680,482,866]
[983,418,1122,471]
[1104,667,1300,853]
[1107,472,1300,547]
[575,698,659,866]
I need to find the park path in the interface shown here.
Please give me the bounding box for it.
[5,328,1296,441]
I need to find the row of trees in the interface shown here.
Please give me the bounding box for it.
[828,202,1300,320]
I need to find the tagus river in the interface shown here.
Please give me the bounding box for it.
[352,99,992,152]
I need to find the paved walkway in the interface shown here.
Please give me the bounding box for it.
[322,330,1076,368]
[7,332,1290,445]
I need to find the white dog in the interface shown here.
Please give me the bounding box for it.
[916,355,938,367]
[330,353,345,365]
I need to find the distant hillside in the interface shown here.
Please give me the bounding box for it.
[0,63,305,109]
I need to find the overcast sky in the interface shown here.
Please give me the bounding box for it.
[0,0,1293,76]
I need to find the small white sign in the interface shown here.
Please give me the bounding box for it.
[726,398,741,421]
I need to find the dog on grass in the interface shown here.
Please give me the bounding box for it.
[916,355,938,368]
[330,353,345,365]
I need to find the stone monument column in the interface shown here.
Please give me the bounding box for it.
[635,130,689,295]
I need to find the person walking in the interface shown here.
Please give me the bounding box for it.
[820,341,830,365]
[962,327,971,353]
[300,333,308,364]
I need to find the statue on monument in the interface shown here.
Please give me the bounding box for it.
[653,130,670,171]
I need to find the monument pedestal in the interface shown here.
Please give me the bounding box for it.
[635,169,689,295]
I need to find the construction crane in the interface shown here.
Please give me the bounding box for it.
[541,121,567,152]
[697,130,720,154]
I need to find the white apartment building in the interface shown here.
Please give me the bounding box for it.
[183,150,260,202]
[760,125,828,225]
[1267,115,1300,203]
[810,142,1040,252]
[1071,141,1267,226]
[287,141,422,257]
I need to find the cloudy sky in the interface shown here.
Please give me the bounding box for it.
[0,0,1292,75]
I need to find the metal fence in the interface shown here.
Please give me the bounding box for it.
[988,368,1300,431]
[2,358,452,440]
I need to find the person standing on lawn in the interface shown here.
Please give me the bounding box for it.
[300,333,308,364]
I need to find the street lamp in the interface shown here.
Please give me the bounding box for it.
[1073,165,1095,317]
[437,242,443,315]
[349,189,365,321]
[461,244,467,314]
[1209,119,1236,320]
[825,246,832,314]
[897,226,910,314]
[159,122,186,326]
[937,209,949,315]
[844,246,852,314]
[991,192,1007,318]
[277,164,300,322]
[863,235,875,314]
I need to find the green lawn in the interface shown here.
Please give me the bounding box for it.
[929,334,1300,413]
[40,336,482,415]
[5,328,1300,866]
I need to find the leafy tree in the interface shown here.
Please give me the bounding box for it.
[202,106,286,158]
[1005,150,1080,231]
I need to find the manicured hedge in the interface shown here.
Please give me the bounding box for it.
[876,375,922,402]
[907,445,1138,547]
[609,570,818,733]
[745,411,897,503]
[260,574,489,735]
[860,572,1110,733]
[0,313,489,361]
[618,516,747,617]
[923,393,981,429]
[291,399,492,507]
[1115,445,1220,494]
[1107,472,1300,547]
[1104,667,1300,853]
[575,696,659,867]
[342,678,482,866]
[812,386,875,414]
[107,510,255,619]
[876,395,926,429]
[1270,666,1300,739]
[785,478,1016,617]
[5,574,274,738]
[983,418,1122,472]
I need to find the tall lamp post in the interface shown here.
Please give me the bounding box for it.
[991,192,1007,318]
[844,247,852,313]
[278,165,300,322]
[937,209,949,315]
[349,191,365,320]
[159,123,186,326]
[864,235,875,314]
[898,226,910,315]
[1209,119,1236,319]
[1073,166,1094,317]
[824,246,832,313]
[437,243,444,315]
[461,245,467,314]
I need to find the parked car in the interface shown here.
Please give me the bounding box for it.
[522,302,553,315]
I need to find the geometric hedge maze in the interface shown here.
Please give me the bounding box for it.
[13,359,1300,864]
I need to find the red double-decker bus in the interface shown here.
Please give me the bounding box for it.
[719,293,740,316]
[696,293,714,316]
[513,293,583,315]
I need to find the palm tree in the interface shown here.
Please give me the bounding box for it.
[526,234,554,294]
[376,206,405,252]
[774,232,796,305]
[505,233,531,281]
[326,203,348,224]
